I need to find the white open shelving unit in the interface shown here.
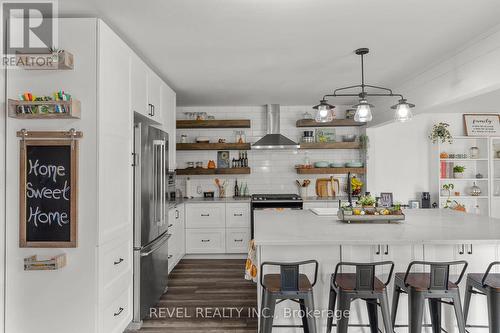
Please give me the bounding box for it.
[438,136,500,217]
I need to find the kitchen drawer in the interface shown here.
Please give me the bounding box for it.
[99,236,132,293]
[186,203,225,229]
[186,229,225,253]
[226,228,250,253]
[226,203,250,228]
[100,283,132,333]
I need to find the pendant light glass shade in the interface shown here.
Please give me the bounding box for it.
[313,99,335,122]
[353,99,373,122]
[391,99,415,122]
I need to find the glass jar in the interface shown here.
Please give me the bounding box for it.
[470,147,479,159]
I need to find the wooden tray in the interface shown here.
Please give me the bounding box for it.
[337,210,405,223]
[24,254,67,270]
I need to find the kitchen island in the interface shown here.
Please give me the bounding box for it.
[254,209,500,333]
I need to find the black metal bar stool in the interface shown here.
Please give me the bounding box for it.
[391,260,468,333]
[326,261,394,333]
[463,261,500,333]
[260,260,319,333]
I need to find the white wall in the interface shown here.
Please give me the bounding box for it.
[176,105,365,197]
[5,19,98,333]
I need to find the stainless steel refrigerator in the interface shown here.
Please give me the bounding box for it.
[132,119,170,324]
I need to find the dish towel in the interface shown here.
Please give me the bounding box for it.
[245,240,257,283]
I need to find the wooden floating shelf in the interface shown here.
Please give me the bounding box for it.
[296,119,365,127]
[16,51,74,70]
[176,167,251,175]
[299,142,360,149]
[296,167,366,175]
[177,119,250,129]
[24,254,67,271]
[177,142,251,150]
[8,99,81,119]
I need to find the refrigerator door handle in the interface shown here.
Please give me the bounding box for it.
[141,233,171,257]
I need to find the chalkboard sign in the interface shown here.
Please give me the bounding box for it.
[20,139,78,247]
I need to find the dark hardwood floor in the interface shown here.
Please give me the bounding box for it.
[137,259,258,332]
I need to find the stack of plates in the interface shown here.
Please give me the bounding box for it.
[330,162,345,168]
[346,162,364,168]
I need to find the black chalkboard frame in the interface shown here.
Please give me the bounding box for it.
[19,139,79,248]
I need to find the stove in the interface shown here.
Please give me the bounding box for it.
[251,193,302,202]
[250,194,303,238]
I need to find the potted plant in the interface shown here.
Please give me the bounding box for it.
[429,122,452,144]
[453,165,466,179]
[391,202,403,215]
[441,183,454,208]
[358,194,376,209]
[341,202,353,216]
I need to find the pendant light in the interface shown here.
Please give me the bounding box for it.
[392,99,415,122]
[312,99,335,122]
[314,48,415,123]
[353,99,373,122]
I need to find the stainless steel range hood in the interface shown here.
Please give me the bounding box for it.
[252,104,300,150]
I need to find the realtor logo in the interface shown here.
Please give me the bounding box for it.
[1,0,58,67]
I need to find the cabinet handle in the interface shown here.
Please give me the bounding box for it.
[234,213,243,217]
[384,245,389,255]
[152,104,155,116]
[175,210,179,219]
[467,244,473,255]
[168,224,173,227]
[114,307,124,316]
[234,239,244,242]
[458,244,465,255]
[168,255,173,259]
[201,239,210,242]
[148,104,153,116]
[200,214,210,217]
[113,258,124,265]
[375,245,381,255]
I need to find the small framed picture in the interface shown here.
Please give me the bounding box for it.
[463,113,500,136]
[408,200,420,209]
[379,193,393,208]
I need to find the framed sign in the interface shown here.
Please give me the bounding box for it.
[379,192,393,208]
[463,114,500,136]
[19,132,80,248]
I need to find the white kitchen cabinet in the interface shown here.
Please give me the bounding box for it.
[226,228,251,253]
[303,202,328,209]
[130,53,149,118]
[168,204,185,273]
[147,70,162,123]
[186,229,226,253]
[160,82,176,171]
[226,203,250,228]
[96,20,133,333]
[186,203,226,228]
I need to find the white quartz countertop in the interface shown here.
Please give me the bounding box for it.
[254,209,500,246]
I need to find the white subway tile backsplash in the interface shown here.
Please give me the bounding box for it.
[176,105,366,197]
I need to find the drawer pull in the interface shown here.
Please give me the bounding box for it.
[234,239,244,242]
[175,210,180,219]
[113,258,124,265]
[201,239,210,242]
[168,255,173,259]
[233,213,243,216]
[168,224,173,227]
[114,307,124,316]
[200,214,210,217]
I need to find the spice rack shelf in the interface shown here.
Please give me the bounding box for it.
[8,99,81,119]
[176,167,251,175]
[296,119,365,127]
[296,167,366,175]
[16,51,74,70]
[299,142,360,149]
[177,119,250,129]
[177,143,251,150]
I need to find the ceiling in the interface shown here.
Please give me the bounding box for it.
[58,0,500,106]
